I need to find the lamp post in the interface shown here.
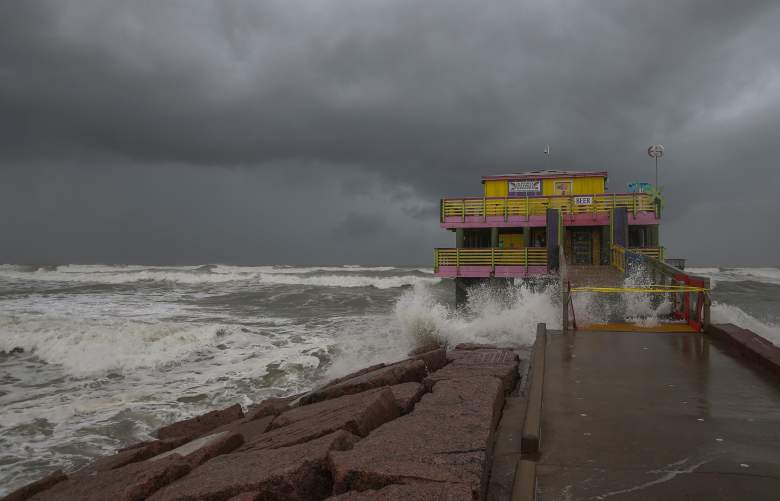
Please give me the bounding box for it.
[647,144,664,188]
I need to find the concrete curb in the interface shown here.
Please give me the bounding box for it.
[511,460,536,501]
[520,323,546,455]
[706,323,780,378]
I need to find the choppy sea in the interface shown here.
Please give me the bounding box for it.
[1,263,778,493]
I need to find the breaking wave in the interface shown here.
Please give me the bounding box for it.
[0,315,225,375]
[711,302,780,346]
[0,264,437,288]
[394,281,560,348]
[686,266,780,286]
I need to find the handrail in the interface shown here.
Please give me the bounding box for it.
[627,247,663,260]
[441,193,657,219]
[560,245,570,331]
[609,244,710,332]
[610,244,626,272]
[434,248,548,270]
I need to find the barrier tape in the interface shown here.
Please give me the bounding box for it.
[571,285,709,293]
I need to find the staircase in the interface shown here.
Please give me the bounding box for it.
[566,265,624,288]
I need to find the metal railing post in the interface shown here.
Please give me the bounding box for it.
[525,192,529,222]
[524,247,528,274]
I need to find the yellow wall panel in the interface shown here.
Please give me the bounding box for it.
[574,177,605,194]
[484,180,508,197]
[484,175,605,197]
[542,176,605,195]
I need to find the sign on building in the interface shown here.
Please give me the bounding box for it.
[508,180,541,195]
[574,196,593,205]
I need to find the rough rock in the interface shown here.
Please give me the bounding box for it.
[150,431,243,467]
[117,437,189,454]
[27,456,190,501]
[156,404,243,441]
[430,349,518,393]
[209,414,275,444]
[80,437,189,473]
[409,347,448,373]
[241,388,399,451]
[330,376,504,499]
[445,348,516,363]
[148,430,359,501]
[301,360,426,404]
[453,343,500,351]
[226,493,261,501]
[1,470,66,501]
[323,364,387,388]
[246,396,296,420]
[326,482,473,500]
[388,382,426,414]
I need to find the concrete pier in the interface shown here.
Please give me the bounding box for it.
[528,329,780,500]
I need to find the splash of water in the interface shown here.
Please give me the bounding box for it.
[394,280,560,349]
[570,265,673,327]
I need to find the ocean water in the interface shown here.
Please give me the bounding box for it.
[0,263,778,494]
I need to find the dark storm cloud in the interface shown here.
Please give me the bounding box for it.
[1,0,779,265]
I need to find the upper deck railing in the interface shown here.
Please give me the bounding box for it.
[441,192,656,221]
[434,248,548,271]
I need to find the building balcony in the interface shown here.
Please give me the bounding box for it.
[433,248,549,278]
[440,193,658,228]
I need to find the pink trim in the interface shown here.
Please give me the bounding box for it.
[435,266,492,277]
[442,215,547,228]
[441,212,658,229]
[434,265,549,278]
[560,213,609,226]
[442,192,642,201]
[628,212,659,225]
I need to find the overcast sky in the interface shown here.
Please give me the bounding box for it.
[1,0,779,266]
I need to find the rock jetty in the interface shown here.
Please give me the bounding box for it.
[4,343,522,501]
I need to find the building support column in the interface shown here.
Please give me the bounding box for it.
[546,209,560,271]
[612,208,628,247]
[455,278,468,307]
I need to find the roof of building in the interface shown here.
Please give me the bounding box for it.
[481,170,608,181]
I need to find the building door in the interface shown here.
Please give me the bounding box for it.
[572,230,592,265]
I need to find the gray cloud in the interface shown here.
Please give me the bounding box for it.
[1,0,779,265]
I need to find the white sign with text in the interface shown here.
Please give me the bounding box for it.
[508,180,541,194]
[574,196,593,205]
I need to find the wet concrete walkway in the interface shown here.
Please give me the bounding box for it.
[536,330,780,500]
